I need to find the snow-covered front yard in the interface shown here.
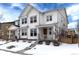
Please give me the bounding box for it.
[0,40,35,52]
[0,40,79,59]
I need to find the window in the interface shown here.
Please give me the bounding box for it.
[25,18,27,23]
[34,16,37,22]
[47,15,52,21]
[22,19,24,24]
[34,29,37,36]
[22,29,24,36]
[30,28,37,36]
[22,17,27,24]
[30,17,33,23]
[22,28,27,36]
[30,16,37,23]
[48,28,52,35]
[30,29,33,36]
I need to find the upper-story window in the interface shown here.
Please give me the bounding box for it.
[47,15,52,21]
[22,17,27,24]
[30,16,37,23]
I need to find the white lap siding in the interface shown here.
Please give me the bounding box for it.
[15,29,19,39]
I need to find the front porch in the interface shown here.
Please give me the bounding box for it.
[8,25,19,41]
[38,24,60,41]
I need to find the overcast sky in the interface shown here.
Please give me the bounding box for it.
[0,3,79,28]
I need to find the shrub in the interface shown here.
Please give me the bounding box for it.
[53,40,60,46]
[45,40,51,45]
[38,41,43,44]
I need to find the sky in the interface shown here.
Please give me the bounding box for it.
[0,3,79,28]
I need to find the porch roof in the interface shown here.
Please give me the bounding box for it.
[8,25,19,31]
[37,23,57,28]
[20,25,28,29]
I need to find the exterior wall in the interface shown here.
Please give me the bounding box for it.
[20,8,40,39]
[15,29,19,39]
[0,22,13,40]
[27,8,40,39]
[43,10,57,25]
[19,5,68,41]
[15,20,19,26]
[57,9,68,30]
[39,10,58,25]
[39,13,45,25]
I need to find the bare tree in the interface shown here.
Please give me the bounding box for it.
[77,20,79,47]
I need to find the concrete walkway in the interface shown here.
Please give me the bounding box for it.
[16,40,39,53]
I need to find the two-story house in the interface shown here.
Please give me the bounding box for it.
[8,4,68,41]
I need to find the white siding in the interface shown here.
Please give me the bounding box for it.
[15,21,18,25]
[27,8,40,39]
[39,13,45,25]
[43,10,58,25]
[19,6,67,40]
[15,29,19,39]
[57,9,67,30]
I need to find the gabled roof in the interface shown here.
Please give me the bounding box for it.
[18,3,68,23]
[18,4,42,18]
[19,4,67,17]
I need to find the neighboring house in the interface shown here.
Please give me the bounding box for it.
[8,4,68,41]
[8,20,20,40]
[0,22,14,40]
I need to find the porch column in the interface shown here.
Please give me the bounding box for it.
[9,30,11,39]
[53,25,56,40]
[38,28,40,40]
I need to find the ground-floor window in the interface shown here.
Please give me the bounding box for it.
[30,28,37,36]
[22,28,27,36]
[48,28,52,35]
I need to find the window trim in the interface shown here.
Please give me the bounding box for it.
[49,28,52,35]
[21,28,27,36]
[30,28,37,36]
[46,15,52,21]
[30,16,37,23]
[21,17,27,24]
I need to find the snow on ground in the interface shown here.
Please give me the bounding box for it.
[0,40,6,45]
[0,40,35,52]
[24,42,79,55]
[0,40,79,59]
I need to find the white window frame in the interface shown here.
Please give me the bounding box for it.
[21,28,27,36]
[30,28,37,36]
[48,28,52,35]
[30,16,37,23]
[47,15,52,21]
[21,17,27,24]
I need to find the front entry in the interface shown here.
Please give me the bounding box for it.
[43,28,47,39]
[10,31,15,39]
